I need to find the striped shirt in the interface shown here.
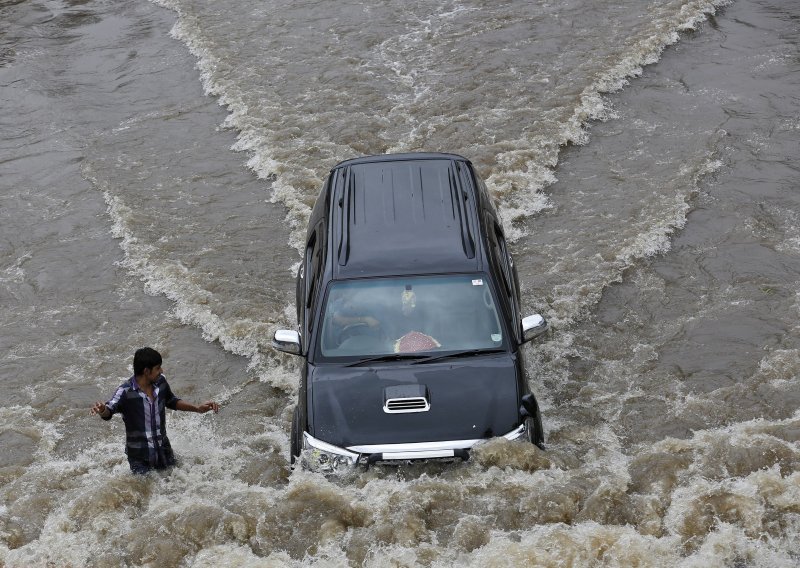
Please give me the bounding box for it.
[103,374,181,467]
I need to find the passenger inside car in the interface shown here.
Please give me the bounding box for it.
[389,285,442,352]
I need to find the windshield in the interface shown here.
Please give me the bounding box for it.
[317,274,507,359]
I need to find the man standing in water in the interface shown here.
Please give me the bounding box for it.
[91,347,219,474]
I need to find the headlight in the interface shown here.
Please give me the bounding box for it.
[504,423,526,442]
[301,433,359,473]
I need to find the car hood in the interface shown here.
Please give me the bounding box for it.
[309,354,521,449]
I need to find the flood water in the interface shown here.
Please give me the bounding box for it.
[1,0,799,565]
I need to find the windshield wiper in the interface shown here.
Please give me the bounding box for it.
[412,348,506,365]
[345,353,428,367]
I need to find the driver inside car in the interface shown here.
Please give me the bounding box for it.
[331,306,380,330]
[327,291,384,349]
[330,285,417,336]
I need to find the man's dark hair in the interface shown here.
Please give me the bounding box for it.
[133,347,162,375]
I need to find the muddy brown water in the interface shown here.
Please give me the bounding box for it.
[1,0,799,565]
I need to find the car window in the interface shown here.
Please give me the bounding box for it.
[304,223,326,332]
[493,222,521,334]
[317,274,506,359]
[304,231,317,309]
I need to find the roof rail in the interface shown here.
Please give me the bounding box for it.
[337,168,353,266]
[449,162,476,259]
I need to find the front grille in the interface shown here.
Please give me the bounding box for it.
[384,396,430,413]
[364,448,470,467]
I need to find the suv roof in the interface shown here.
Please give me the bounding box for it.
[327,153,483,279]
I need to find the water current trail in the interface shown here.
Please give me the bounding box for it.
[1,0,799,566]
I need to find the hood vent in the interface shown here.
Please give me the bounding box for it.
[384,384,430,414]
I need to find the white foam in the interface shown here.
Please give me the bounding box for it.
[487,1,729,238]
[0,405,62,458]
[5,400,273,560]
[190,545,297,567]
[151,0,730,256]
[0,252,30,285]
[83,162,298,392]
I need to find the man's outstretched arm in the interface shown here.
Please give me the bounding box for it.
[175,400,219,414]
[91,386,124,420]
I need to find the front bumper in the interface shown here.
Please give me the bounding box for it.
[301,424,527,472]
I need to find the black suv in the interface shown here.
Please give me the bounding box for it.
[272,153,548,472]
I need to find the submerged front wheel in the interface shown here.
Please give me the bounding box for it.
[290,406,301,464]
[521,393,545,450]
[525,416,545,450]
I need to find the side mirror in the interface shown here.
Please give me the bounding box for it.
[272,329,302,355]
[521,314,548,343]
[519,393,538,417]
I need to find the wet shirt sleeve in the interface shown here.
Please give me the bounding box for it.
[104,384,126,420]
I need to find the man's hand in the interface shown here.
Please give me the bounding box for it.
[91,401,109,417]
[197,401,219,414]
